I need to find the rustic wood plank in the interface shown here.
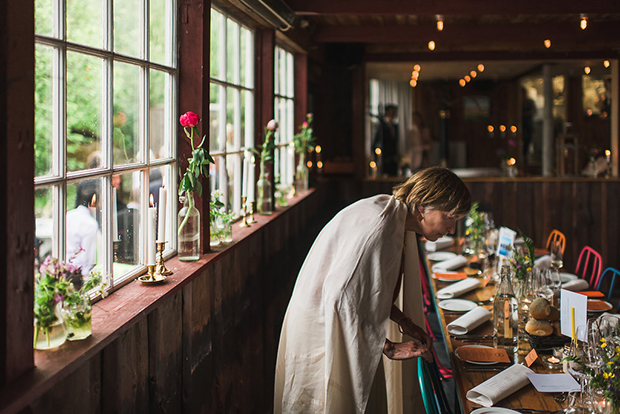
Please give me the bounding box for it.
[101,318,149,414]
[148,292,183,414]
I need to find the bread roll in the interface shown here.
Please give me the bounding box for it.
[530,298,551,320]
[547,306,560,322]
[526,319,554,336]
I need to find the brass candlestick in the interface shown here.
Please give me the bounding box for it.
[156,241,173,276]
[248,201,257,223]
[239,196,251,227]
[139,264,166,284]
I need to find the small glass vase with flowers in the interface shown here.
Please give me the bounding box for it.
[293,113,316,194]
[252,119,277,214]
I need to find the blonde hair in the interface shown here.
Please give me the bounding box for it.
[393,167,471,216]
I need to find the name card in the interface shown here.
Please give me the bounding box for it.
[560,289,587,341]
[525,349,538,367]
[457,346,511,363]
[497,227,516,258]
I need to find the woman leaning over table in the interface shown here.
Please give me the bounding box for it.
[274,166,472,413]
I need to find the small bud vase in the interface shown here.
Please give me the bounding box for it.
[61,295,92,341]
[178,193,200,261]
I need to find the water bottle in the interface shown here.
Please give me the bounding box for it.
[493,264,518,351]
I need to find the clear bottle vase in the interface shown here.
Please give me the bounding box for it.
[177,193,200,261]
[294,153,309,193]
[61,296,92,341]
[257,176,273,215]
[33,303,67,350]
[493,265,518,352]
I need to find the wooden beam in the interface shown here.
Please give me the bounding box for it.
[365,50,620,63]
[287,0,620,15]
[313,22,620,44]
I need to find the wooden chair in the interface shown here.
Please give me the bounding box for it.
[596,267,620,308]
[575,246,603,289]
[418,359,454,414]
[534,229,566,256]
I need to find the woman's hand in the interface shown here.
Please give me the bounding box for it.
[383,339,433,362]
[398,317,433,353]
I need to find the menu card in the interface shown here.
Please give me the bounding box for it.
[466,364,533,407]
[525,373,580,393]
[457,346,510,363]
[560,289,587,341]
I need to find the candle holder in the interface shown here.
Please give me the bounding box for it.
[239,196,251,228]
[156,241,173,276]
[139,264,166,284]
[248,201,257,223]
[113,240,120,263]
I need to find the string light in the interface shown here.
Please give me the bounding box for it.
[464,75,471,82]
[317,161,323,169]
[544,39,551,49]
[510,125,518,133]
[306,160,313,168]
[315,145,322,154]
[411,71,419,80]
[435,15,444,31]
[604,60,610,68]
[428,41,436,51]
[508,158,516,166]
[477,64,485,72]
[369,161,377,169]
[470,71,477,78]
[375,148,382,156]
[499,125,507,133]
[410,79,417,87]
[413,64,421,72]
[580,14,588,30]
[584,66,591,75]
[459,79,466,87]
[487,125,494,133]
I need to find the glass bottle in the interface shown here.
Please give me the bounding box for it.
[177,193,200,261]
[257,174,273,215]
[61,295,92,341]
[294,155,309,194]
[493,264,518,352]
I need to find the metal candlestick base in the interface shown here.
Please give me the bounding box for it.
[156,241,173,276]
[239,196,251,228]
[139,264,166,284]
[248,201,257,223]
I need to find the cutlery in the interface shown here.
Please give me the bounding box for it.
[450,334,494,340]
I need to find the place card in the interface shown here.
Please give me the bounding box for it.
[578,291,605,298]
[525,373,581,393]
[497,227,516,258]
[560,289,587,341]
[456,346,511,363]
[525,348,538,367]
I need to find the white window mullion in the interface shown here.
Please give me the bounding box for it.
[103,0,112,51]
[142,0,148,61]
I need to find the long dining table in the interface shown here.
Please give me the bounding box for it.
[425,250,568,413]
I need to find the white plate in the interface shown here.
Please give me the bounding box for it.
[471,408,521,414]
[427,251,457,261]
[454,344,498,365]
[560,272,578,283]
[587,300,613,313]
[438,299,478,312]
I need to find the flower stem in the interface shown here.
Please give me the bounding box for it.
[177,193,195,236]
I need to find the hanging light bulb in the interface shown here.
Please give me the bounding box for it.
[580,14,588,30]
[315,145,322,154]
[459,79,466,87]
[470,70,477,78]
[584,66,591,75]
[413,64,421,72]
[544,39,551,49]
[464,75,471,82]
[510,125,518,133]
[435,15,444,31]
[410,79,417,87]
[487,125,494,133]
[428,41,436,51]
[604,60,610,68]
[477,64,485,72]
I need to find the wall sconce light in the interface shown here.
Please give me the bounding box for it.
[428,41,436,51]
[604,60,610,68]
[459,79,466,87]
[584,66,591,75]
[477,64,485,72]
[436,15,444,31]
[580,14,588,30]
[544,39,551,48]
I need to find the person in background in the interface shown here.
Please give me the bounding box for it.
[66,179,100,277]
[372,104,399,176]
[521,88,536,161]
[274,167,472,413]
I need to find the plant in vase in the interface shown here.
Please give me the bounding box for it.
[293,113,316,193]
[178,111,214,261]
[209,191,234,246]
[508,230,536,354]
[464,202,486,256]
[252,119,277,214]
[61,270,105,341]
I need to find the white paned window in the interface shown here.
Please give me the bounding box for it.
[34,0,177,292]
[274,46,295,188]
[209,8,254,215]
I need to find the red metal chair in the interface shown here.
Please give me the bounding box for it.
[574,246,603,289]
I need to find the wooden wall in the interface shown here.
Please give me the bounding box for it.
[362,178,620,273]
[12,184,345,414]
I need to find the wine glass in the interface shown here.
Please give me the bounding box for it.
[550,240,564,270]
[547,267,562,307]
[535,268,555,303]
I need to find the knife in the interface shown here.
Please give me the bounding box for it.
[450,334,494,340]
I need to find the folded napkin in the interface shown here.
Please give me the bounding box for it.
[432,255,468,272]
[466,364,533,407]
[562,278,589,291]
[579,291,605,298]
[433,272,467,281]
[534,255,551,269]
[437,278,482,299]
[447,307,491,335]
[425,236,455,252]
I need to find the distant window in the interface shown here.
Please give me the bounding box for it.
[274,46,295,189]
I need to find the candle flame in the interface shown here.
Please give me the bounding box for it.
[150,194,154,207]
[306,161,313,168]
[90,194,97,207]
[317,161,323,169]
[375,148,382,156]
[369,161,377,169]
[315,145,322,154]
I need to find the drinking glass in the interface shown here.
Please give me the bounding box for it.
[550,240,564,270]
[548,267,562,307]
[535,268,555,302]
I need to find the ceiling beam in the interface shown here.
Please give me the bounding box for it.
[313,22,620,44]
[286,0,620,15]
[365,51,620,62]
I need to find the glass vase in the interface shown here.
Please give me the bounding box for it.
[493,264,518,352]
[178,193,200,261]
[294,161,309,194]
[33,303,67,350]
[61,296,92,341]
[515,268,537,355]
[257,176,273,215]
[210,217,233,246]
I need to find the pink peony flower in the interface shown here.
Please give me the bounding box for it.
[302,122,308,128]
[180,111,200,128]
[267,119,278,130]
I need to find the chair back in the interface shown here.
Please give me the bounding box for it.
[545,229,566,254]
[575,246,603,288]
[417,359,453,414]
[596,267,620,302]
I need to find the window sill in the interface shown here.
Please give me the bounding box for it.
[0,189,316,414]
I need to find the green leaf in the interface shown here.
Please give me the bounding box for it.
[195,180,202,197]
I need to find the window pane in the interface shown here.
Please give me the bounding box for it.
[35,44,55,178]
[67,0,103,48]
[113,62,141,165]
[226,19,239,84]
[150,0,172,65]
[243,90,254,149]
[114,0,142,57]
[227,88,239,151]
[114,172,141,271]
[240,27,253,88]
[286,52,294,97]
[35,0,54,37]
[66,178,102,277]
[210,83,224,153]
[226,154,238,212]
[150,69,168,159]
[210,9,224,80]
[67,52,103,172]
[35,186,54,266]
